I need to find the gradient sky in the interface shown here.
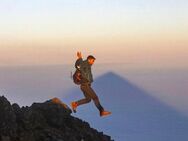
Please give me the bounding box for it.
[0,0,188,68]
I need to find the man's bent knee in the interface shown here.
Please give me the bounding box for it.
[86,98,91,103]
[92,96,99,101]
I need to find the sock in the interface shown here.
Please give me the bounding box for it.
[97,104,104,113]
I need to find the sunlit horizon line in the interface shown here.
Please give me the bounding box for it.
[0,61,187,68]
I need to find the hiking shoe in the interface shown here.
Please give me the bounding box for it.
[71,102,78,113]
[100,110,111,117]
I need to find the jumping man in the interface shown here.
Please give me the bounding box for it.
[71,52,111,117]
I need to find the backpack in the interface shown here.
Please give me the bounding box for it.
[72,69,82,85]
[72,59,82,85]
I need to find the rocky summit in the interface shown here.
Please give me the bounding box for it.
[0,96,113,141]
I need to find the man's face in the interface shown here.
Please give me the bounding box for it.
[88,59,95,65]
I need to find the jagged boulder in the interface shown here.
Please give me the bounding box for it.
[0,96,113,141]
[0,96,18,141]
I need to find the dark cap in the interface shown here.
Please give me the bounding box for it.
[87,55,96,60]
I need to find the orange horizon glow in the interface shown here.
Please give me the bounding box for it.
[0,0,188,68]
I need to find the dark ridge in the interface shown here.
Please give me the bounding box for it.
[0,96,113,141]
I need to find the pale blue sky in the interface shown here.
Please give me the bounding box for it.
[0,0,188,67]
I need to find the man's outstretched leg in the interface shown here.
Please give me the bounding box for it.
[71,90,91,113]
[71,83,111,117]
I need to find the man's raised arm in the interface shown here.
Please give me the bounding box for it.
[75,51,83,69]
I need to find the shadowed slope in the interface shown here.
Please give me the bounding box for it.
[0,96,113,141]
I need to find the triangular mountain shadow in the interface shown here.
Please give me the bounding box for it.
[63,72,188,141]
